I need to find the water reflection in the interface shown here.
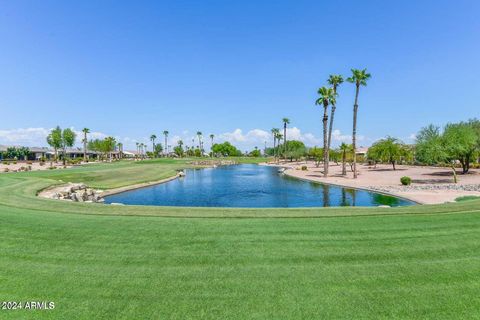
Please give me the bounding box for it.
[104,164,414,208]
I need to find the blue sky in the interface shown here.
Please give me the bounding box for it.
[0,0,479,151]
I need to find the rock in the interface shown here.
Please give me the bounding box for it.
[70,193,78,201]
[110,202,124,206]
[178,171,186,177]
[378,205,391,208]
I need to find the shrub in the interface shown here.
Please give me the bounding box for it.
[455,195,480,202]
[400,176,412,186]
[12,161,17,164]
[4,168,9,172]
[2,161,8,165]
[26,161,33,165]
[39,162,45,166]
[301,165,308,171]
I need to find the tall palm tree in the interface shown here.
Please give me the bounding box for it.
[163,131,169,156]
[135,142,140,159]
[326,75,344,173]
[347,68,371,179]
[209,134,215,156]
[316,86,336,178]
[271,128,279,160]
[150,134,157,154]
[282,118,290,159]
[197,131,203,154]
[82,128,90,162]
[117,142,123,159]
[275,132,283,163]
[339,142,350,176]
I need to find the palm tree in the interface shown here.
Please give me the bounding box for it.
[197,131,203,155]
[135,142,140,160]
[117,142,123,159]
[282,118,290,159]
[347,68,371,179]
[275,132,283,163]
[326,75,344,173]
[163,131,169,156]
[82,128,90,162]
[150,134,157,154]
[316,86,336,178]
[209,134,214,156]
[339,143,350,176]
[271,128,279,160]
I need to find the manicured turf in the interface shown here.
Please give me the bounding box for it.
[1,158,479,319]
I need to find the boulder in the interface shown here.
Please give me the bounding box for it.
[70,193,78,201]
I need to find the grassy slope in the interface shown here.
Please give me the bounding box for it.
[1,158,480,319]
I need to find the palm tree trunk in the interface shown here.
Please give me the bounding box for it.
[326,104,336,174]
[352,84,360,179]
[273,135,277,160]
[322,103,328,178]
[342,150,346,175]
[283,124,287,160]
[83,133,87,162]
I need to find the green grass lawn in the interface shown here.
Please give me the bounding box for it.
[1,158,480,319]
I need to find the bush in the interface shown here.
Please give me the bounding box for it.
[400,176,412,186]
[455,195,480,202]
[26,161,33,165]
[12,161,17,164]
[301,165,308,171]
[39,162,45,166]
[4,168,9,172]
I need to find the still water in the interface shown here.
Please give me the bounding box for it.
[104,164,414,207]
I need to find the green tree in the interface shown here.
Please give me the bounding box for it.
[154,143,163,157]
[367,136,409,170]
[280,140,306,161]
[89,137,116,161]
[271,128,280,160]
[274,132,283,162]
[196,131,203,155]
[209,134,214,156]
[2,147,30,160]
[212,142,241,157]
[443,123,478,174]
[82,128,90,162]
[174,140,184,157]
[316,86,336,177]
[150,134,157,155]
[347,68,371,178]
[117,142,123,159]
[61,128,76,165]
[249,147,261,157]
[308,146,323,167]
[339,143,352,175]
[46,126,62,162]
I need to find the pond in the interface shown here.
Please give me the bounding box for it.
[104,164,415,208]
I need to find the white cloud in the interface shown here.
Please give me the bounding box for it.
[0,128,50,146]
[0,127,111,148]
